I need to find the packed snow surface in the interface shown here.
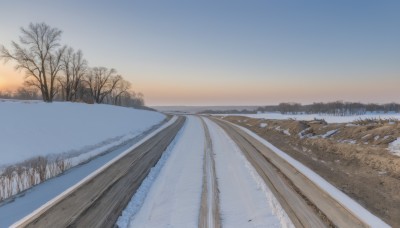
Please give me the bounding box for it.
[230,121,390,228]
[221,112,400,123]
[0,100,164,166]
[123,116,204,228]
[204,118,291,228]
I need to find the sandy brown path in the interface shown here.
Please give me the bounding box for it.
[14,116,185,228]
[198,117,221,228]
[211,117,369,228]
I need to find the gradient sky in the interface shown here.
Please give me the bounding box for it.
[0,0,399,105]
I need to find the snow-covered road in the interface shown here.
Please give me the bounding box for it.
[120,116,288,228]
[124,116,205,228]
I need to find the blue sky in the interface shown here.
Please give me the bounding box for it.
[0,1,399,105]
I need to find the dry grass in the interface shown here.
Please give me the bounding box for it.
[352,118,399,126]
[0,156,71,201]
[221,115,400,176]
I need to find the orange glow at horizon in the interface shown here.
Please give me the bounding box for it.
[1,63,399,106]
[0,64,24,91]
[135,77,400,106]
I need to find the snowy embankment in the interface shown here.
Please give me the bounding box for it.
[219,112,400,123]
[230,121,390,228]
[1,117,176,228]
[0,100,165,201]
[118,116,204,228]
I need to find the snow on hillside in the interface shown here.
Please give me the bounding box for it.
[0,100,165,167]
[221,112,400,123]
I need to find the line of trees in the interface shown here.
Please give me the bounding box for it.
[257,101,400,115]
[0,22,144,107]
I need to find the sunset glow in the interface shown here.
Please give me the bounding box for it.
[0,65,24,91]
[0,1,399,105]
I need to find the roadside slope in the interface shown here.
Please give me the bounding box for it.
[12,117,185,228]
[213,117,389,228]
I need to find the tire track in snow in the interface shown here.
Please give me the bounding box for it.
[199,117,221,228]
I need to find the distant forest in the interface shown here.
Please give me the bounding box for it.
[259,102,400,115]
[200,101,400,115]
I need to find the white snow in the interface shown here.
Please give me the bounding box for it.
[339,139,357,144]
[219,112,400,123]
[388,138,400,156]
[283,129,291,136]
[228,120,390,228]
[204,118,291,228]
[260,123,268,128]
[125,116,204,228]
[0,100,165,167]
[322,129,338,138]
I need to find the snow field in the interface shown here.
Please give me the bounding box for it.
[126,116,205,228]
[0,101,165,166]
[204,118,290,228]
[0,101,164,201]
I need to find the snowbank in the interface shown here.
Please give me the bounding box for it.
[0,100,165,167]
[219,112,400,123]
[229,121,390,228]
[388,138,400,156]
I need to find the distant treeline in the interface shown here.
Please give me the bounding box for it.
[257,101,400,115]
[0,22,144,108]
[198,101,400,115]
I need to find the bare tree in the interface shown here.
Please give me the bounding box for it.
[0,23,66,102]
[59,47,87,101]
[112,79,131,105]
[85,67,121,103]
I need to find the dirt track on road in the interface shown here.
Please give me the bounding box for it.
[199,118,221,228]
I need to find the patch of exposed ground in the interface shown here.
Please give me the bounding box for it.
[220,115,400,227]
